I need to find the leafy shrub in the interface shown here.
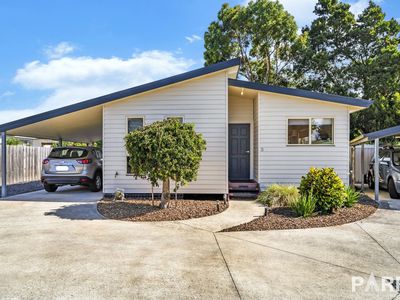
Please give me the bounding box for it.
[343,186,360,207]
[299,167,346,213]
[257,184,299,207]
[290,191,317,218]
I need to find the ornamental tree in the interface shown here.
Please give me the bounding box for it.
[204,0,301,86]
[125,119,207,209]
[295,0,400,137]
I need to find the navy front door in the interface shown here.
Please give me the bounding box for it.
[229,124,250,180]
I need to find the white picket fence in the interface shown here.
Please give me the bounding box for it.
[0,145,51,185]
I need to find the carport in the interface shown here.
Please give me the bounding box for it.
[350,124,400,202]
[0,102,104,198]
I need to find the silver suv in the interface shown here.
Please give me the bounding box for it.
[368,148,400,199]
[41,147,102,192]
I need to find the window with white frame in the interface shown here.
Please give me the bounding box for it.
[127,117,144,174]
[288,118,334,145]
[127,117,144,133]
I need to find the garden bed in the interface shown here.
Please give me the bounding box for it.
[221,196,377,232]
[97,199,228,222]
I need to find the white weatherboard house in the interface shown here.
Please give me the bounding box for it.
[0,58,371,197]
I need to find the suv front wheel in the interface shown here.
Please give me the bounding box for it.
[388,178,400,199]
[90,172,102,192]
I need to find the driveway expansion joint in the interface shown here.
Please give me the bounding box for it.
[213,233,242,300]
[218,233,394,280]
[174,221,214,233]
[356,222,400,266]
[392,292,400,300]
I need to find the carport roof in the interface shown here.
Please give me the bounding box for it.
[0,57,374,142]
[0,58,241,136]
[350,124,400,146]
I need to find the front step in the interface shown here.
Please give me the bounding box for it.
[229,180,260,193]
[229,192,259,200]
[229,180,260,200]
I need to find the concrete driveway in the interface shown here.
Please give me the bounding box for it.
[0,187,399,299]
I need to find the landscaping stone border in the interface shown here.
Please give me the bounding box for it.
[98,199,228,222]
[221,196,378,232]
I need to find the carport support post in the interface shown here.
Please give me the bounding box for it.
[374,138,380,202]
[58,137,62,147]
[350,146,355,187]
[1,131,7,198]
[361,143,365,192]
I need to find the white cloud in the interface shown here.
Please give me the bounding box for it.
[185,34,202,43]
[0,50,194,123]
[349,0,383,16]
[0,91,14,98]
[43,42,76,59]
[277,0,317,27]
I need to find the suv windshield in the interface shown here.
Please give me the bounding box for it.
[48,148,88,159]
[393,151,400,166]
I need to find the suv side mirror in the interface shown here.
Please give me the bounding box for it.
[381,157,390,165]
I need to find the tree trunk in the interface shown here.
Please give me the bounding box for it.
[175,181,178,207]
[159,178,170,209]
[151,185,154,206]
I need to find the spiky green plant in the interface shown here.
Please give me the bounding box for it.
[343,186,360,207]
[290,190,317,218]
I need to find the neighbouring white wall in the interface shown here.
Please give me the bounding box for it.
[103,71,228,194]
[354,144,374,183]
[258,92,350,188]
[228,96,254,179]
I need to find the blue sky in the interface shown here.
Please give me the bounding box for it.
[0,0,399,123]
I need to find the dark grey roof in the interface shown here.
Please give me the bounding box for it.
[0,58,240,132]
[0,58,373,133]
[365,125,400,140]
[228,79,372,108]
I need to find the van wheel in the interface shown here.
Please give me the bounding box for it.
[388,178,400,199]
[90,172,102,192]
[368,174,374,189]
[44,183,58,192]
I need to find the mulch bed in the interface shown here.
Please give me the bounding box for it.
[97,199,228,222]
[221,196,378,232]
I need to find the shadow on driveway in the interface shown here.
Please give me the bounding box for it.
[44,203,103,220]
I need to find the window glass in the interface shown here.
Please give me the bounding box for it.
[127,118,143,133]
[311,118,333,144]
[288,119,309,144]
[380,151,391,163]
[393,151,400,166]
[48,148,88,159]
